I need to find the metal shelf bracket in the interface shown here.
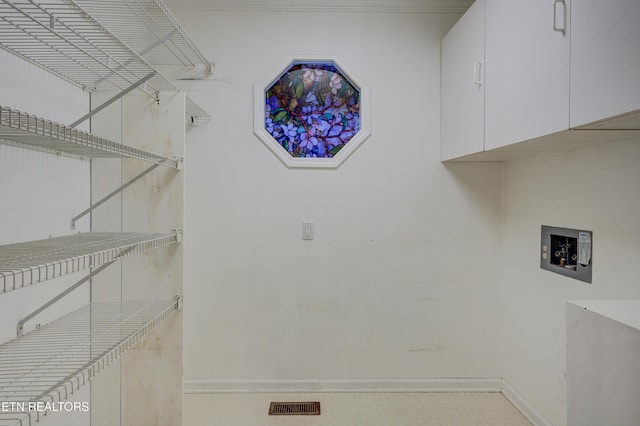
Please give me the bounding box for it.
[16,260,117,335]
[174,155,184,171]
[71,161,173,229]
[174,294,184,310]
[70,72,157,128]
[172,228,183,243]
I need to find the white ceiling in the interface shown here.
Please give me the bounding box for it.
[163,0,474,13]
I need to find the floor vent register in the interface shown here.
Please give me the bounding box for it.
[268,401,321,416]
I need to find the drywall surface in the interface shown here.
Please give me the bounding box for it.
[178,9,504,388]
[0,49,91,425]
[89,91,185,426]
[119,92,184,426]
[500,140,640,426]
[88,91,125,426]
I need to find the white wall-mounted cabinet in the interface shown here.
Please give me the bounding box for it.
[484,0,570,151]
[570,0,640,129]
[440,0,485,160]
[441,0,640,161]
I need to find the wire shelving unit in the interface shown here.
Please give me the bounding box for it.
[0,0,212,96]
[0,299,182,426]
[0,105,181,166]
[0,232,178,294]
[0,0,193,420]
[0,0,177,95]
[72,0,212,75]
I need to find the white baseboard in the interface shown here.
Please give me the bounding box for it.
[184,378,502,394]
[500,380,552,426]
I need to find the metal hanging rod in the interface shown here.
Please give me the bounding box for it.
[0,298,183,426]
[0,232,179,294]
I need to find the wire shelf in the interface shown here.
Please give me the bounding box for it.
[0,0,177,94]
[0,299,182,426]
[0,232,178,294]
[0,105,181,166]
[72,0,211,74]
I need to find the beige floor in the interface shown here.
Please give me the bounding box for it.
[184,392,532,426]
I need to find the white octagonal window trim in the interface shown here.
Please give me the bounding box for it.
[254,55,371,168]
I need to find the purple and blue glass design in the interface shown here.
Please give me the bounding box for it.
[265,62,361,158]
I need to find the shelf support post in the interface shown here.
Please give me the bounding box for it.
[71,162,162,229]
[69,71,156,128]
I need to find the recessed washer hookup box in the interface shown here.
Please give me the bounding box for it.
[541,225,592,283]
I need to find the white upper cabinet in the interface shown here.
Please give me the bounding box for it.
[484,0,570,150]
[441,0,640,161]
[570,0,640,129]
[441,0,485,161]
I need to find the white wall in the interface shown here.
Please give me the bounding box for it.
[87,91,185,426]
[178,9,504,389]
[500,139,640,426]
[0,50,91,425]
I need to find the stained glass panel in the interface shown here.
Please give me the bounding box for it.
[264,61,361,158]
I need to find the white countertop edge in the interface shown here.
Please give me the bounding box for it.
[568,300,640,330]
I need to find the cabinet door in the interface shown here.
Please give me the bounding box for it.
[441,0,485,161]
[484,0,570,150]
[570,0,640,128]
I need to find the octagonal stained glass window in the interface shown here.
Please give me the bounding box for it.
[264,61,361,159]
